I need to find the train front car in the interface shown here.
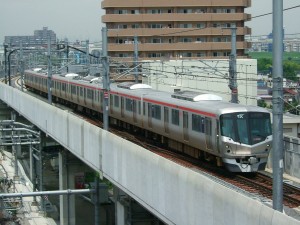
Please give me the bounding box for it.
[219,109,272,172]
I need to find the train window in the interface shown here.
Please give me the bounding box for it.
[220,114,237,140]
[248,112,272,144]
[80,87,83,96]
[151,105,161,120]
[71,85,76,94]
[192,114,203,132]
[171,109,179,125]
[87,89,93,99]
[100,92,103,111]
[138,101,141,114]
[126,99,133,111]
[114,96,119,107]
[143,102,146,115]
[110,95,114,114]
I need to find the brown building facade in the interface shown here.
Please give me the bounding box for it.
[102,0,252,60]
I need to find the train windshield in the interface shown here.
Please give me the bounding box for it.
[220,112,271,145]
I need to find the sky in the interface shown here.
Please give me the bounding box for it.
[0,0,300,44]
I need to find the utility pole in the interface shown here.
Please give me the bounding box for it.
[134,36,139,83]
[66,41,69,73]
[272,0,284,212]
[86,40,90,75]
[19,41,24,92]
[229,24,238,103]
[102,27,110,131]
[47,36,52,104]
[4,43,8,84]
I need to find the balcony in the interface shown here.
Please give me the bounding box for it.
[102,0,251,8]
[107,27,251,37]
[102,13,250,23]
[107,41,250,52]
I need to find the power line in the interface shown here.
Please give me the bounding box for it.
[252,5,300,19]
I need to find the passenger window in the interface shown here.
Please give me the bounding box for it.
[151,105,161,120]
[171,109,179,125]
[126,99,133,112]
[114,96,119,107]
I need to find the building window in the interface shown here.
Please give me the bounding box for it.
[181,52,192,57]
[212,37,230,42]
[147,9,161,14]
[148,24,163,29]
[116,53,130,57]
[131,24,140,29]
[196,52,206,57]
[150,38,162,43]
[213,8,235,13]
[197,23,206,29]
[213,52,230,57]
[179,38,192,43]
[147,53,162,58]
[179,24,192,28]
[178,9,193,14]
[196,37,206,42]
[131,9,139,14]
[117,24,128,29]
[115,9,128,14]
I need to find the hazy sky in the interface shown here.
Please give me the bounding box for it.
[0,0,299,44]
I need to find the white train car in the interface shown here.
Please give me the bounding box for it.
[24,70,272,172]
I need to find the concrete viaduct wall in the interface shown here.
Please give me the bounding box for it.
[0,83,299,225]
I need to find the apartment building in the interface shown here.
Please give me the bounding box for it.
[4,27,56,47]
[101,0,252,60]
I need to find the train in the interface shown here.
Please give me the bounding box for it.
[24,69,272,173]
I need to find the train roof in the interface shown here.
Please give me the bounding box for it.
[25,71,270,117]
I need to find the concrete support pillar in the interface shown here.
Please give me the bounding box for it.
[114,186,126,225]
[59,150,76,225]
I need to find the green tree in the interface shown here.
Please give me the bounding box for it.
[283,61,300,81]
[257,58,272,72]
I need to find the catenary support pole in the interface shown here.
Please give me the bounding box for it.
[272,0,284,212]
[20,41,24,92]
[86,40,90,74]
[4,43,8,84]
[229,24,238,103]
[134,35,139,83]
[102,27,110,131]
[47,36,52,104]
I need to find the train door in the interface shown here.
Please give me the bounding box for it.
[183,111,189,141]
[148,103,152,128]
[133,100,137,123]
[216,120,220,153]
[205,117,213,150]
[121,97,125,118]
[164,107,169,133]
[110,94,114,114]
[77,86,80,103]
[83,88,87,105]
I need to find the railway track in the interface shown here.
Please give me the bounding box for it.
[103,121,300,209]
